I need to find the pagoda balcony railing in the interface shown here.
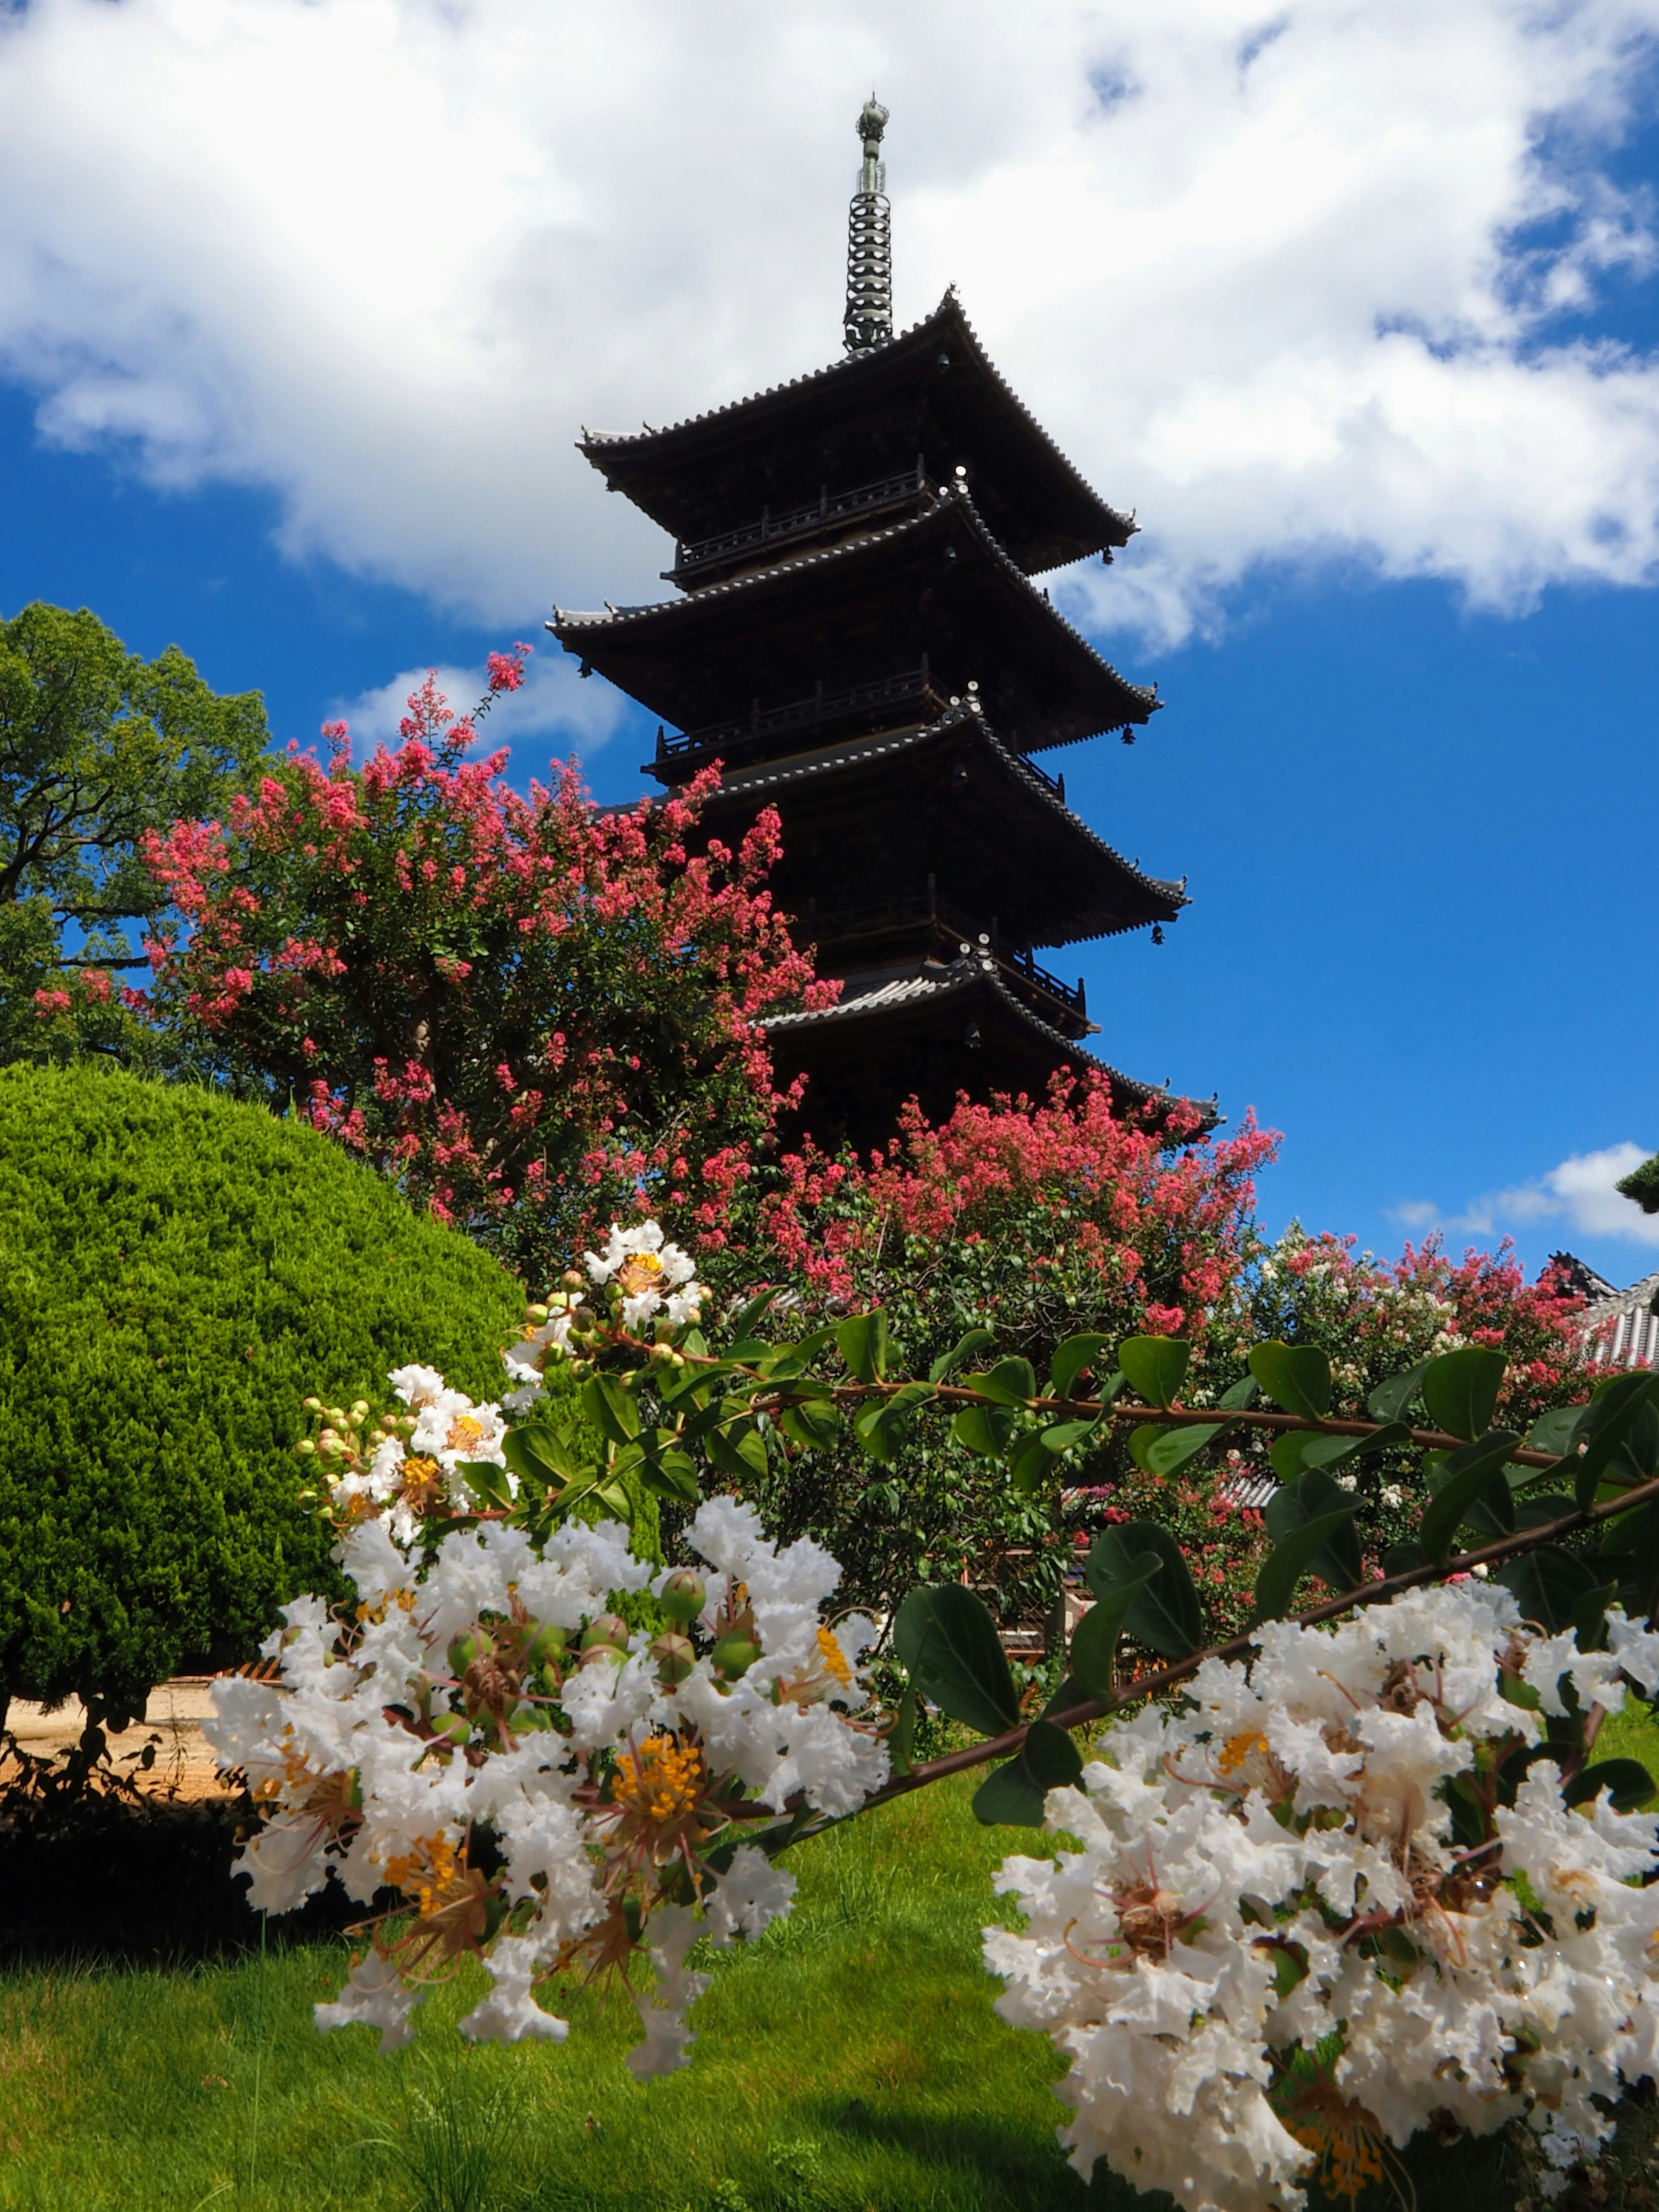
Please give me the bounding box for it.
[649,663,948,773]
[801,883,1090,1027]
[666,460,934,583]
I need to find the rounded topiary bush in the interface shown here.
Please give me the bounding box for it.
[0,1063,527,1723]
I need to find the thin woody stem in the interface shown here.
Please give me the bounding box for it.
[855,1471,1659,1812]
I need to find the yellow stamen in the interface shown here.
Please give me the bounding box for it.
[612,1735,705,1827]
[816,1626,852,1687]
[617,1252,666,1298]
[1218,1729,1269,1774]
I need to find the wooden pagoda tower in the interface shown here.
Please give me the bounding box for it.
[551,100,1202,1149]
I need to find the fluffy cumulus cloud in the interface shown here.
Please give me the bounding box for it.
[1395,1141,1659,1251]
[0,0,1657,644]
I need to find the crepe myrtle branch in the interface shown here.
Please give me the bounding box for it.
[854,1471,1659,1814]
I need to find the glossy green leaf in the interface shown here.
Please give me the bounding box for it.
[1219,1375,1261,1412]
[1527,1405,1584,1459]
[952,1402,1015,1457]
[1039,1418,1101,1453]
[1119,1335,1190,1410]
[1382,1539,1431,1577]
[779,1398,840,1451]
[972,1720,1085,1828]
[501,1422,582,1489]
[1085,1522,1204,1659]
[1144,1422,1229,1476]
[834,1310,890,1384]
[1367,1362,1428,1424]
[1265,1468,1364,1592]
[1248,1341,1332,1420]
[1009,1430,1053,1495]
[637,1447,699,1504]
[1571,1374,1659,1508]
[1563,1759,1656,1814]
[893,1584,1020,1738]
[454,1459,514,1512]
[706,1421,768,1481]
[1495,1543,1606,1634]
[1069,1558,1160,1699]
[725,1285,785,1344]
[1049,1332,1112,1402]
[1421,1347,1507,1442]
[582,1372,640,1446]
[964,1357,1038,1408]
[888,1686,918,1776]
[1417,1431,1521,1563]
[1253,1505,1362,1621]
[929,1328,998,1385]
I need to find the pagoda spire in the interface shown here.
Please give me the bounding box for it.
[843,96,892,355]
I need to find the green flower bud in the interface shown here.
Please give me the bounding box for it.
[302,1396,323,1412]
[448,1631,483,1679]
[431,1713,470,1746]
[526,1621,568,1668]
[580,1613,630,1654]
[296,1439,316,1456]
[711,1634,761,1682]
[560,1270,585,1293]
[658,1570,706,1624]
[651,1631,696,1687]
[525,1303,550,1326]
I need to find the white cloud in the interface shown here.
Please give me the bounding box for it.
[0,0,1658,643]
[330,651,627,761]
[1394,1141,1659,1251]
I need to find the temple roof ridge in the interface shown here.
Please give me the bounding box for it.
[706,697,1186,927]
[550,484,1159,726]
[575,290,1135,562]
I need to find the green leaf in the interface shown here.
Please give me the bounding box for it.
[501,1421,582,1489]
[1084,1522,1204,1660]
[1265,1468,1364,1591]
[1069,1558,1160,1699]
[834,1310,889,1384]
[763,1324,839,1379]
[952,1402,1015,1457]
[706,1420,768,1482]
[1219,1374,1261,1412]
[1367,1362,1428,1423]
[1495,1544,1606,1634]
[1563,1759,1656,1814]
[1571,1374,1659,1508]
[637,1447,699,1504]
[929,1328,998,1385]
[779,1398,840,1451]
[454,1459,514,1511]
[1039,1417,1102,1453]
[1417,1431,1521,1563]
[964,1357,1038,1408]
[1514,1494,1577,1530]
[1527,1405,1584,1459]
[1248,1341,1332,1421]
[1271,1422,1411,1483]
[1049,1332,1111,1402]
[1009,1430,1055,1495]
[725,1285,785,1343]
[893,1585,1020,1738]
[1382,1539,1431,1577]
[582,1372,640,1446]
[1253,1505,1362,1621]
[1119,1335,1190,1409]
[972,1720,1085,1828]
[1144,1422,1229,1476]
[1421,1347,1507,1442]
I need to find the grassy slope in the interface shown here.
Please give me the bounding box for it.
[9,1715,1659,2212]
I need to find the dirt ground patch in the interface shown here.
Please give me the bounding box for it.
[6,1679,235,1801]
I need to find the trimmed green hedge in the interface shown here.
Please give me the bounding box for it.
[0,1065,526,1722]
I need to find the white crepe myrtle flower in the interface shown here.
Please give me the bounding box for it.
[987,1584,1659,2212]
[585,1219,706,1333]
[210,1476,885,2075]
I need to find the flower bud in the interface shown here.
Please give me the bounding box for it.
[580,1613,630,1654]
[658,1570,706,1624]
[711,1633,761,1682]
[525,1303,550,1326]
[525,1621,568,1668]
[561,1270,585,1293]
[448,1630,483,1679]
[572,1306,597,1333]
[651,1631,696,1687]
[302,1396,323,1413]
[296,1439,316,1456]
[431,1712,470,1747]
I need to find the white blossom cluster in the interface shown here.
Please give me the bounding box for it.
[987,1583,1659,2212]
[205,1486,886,2068]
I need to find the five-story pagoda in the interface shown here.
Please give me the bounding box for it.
[552,100,1199,1149]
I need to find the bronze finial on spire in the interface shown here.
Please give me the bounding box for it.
[844,95,893,355]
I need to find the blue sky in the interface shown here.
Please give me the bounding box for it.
[2,0,1657,1288]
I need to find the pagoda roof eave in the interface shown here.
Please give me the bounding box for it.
[763,959,1217,1131]
[700,701,1187,942]
[549,487,1159,749]
[577,291,1136,574]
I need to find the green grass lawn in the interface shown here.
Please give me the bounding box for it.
[8,1721,1659,2212]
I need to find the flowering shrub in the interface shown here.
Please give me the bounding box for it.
[991,1583,1659,2211]
[133,659,833,1286]
[737,1077,1277,1621]
[211,1214,1659,2206]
